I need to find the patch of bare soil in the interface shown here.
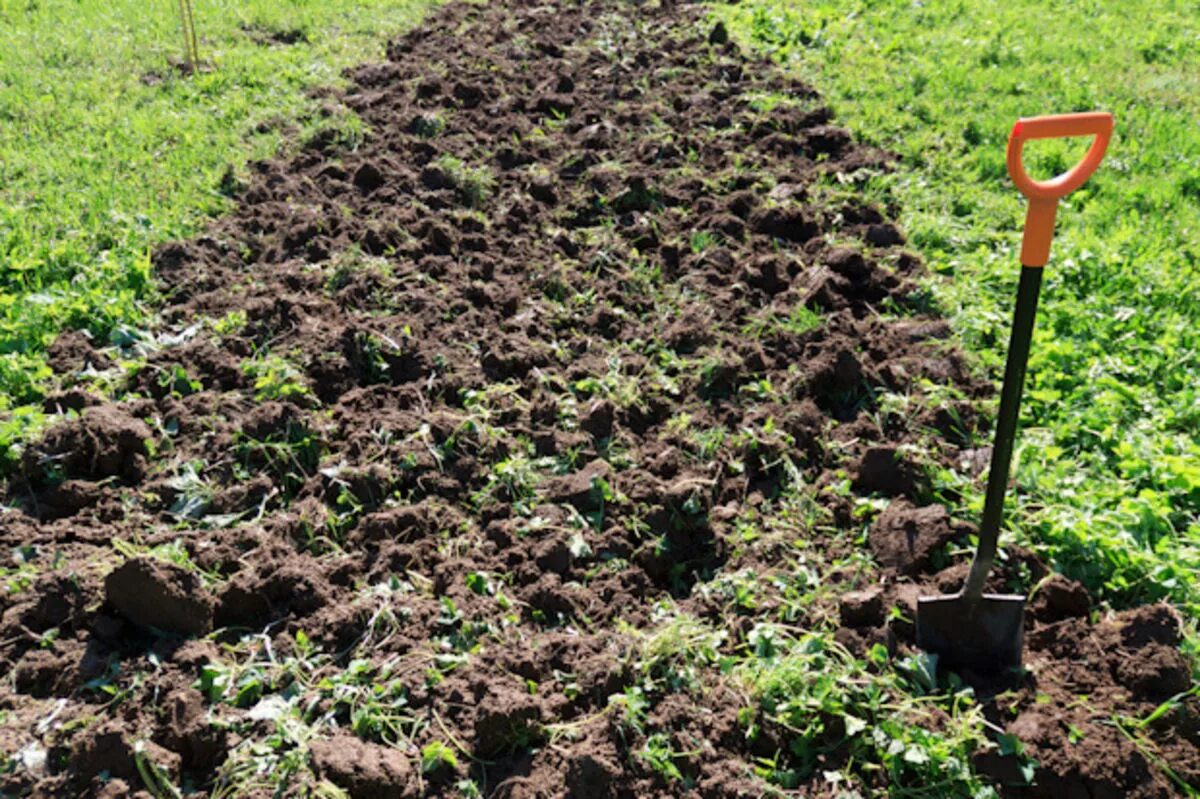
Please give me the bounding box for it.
[2,0,1195,796]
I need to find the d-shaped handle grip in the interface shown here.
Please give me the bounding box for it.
[1006,112,1113,266]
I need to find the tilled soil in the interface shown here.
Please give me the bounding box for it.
[3,0,1197,797]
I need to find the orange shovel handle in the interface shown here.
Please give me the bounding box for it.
[1006,112,1113,267]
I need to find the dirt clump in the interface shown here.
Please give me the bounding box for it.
[310,735,413,798]
[45,329,112,374]
[26,404,151,482]
[852,444,925,496]
[1031,572,1091,622]
[104,557,215,636]
[71,722,181,784]
[867,500,960,575]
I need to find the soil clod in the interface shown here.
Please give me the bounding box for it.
[104,557,214,636]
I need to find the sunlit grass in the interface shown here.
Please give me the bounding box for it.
[0,0,437,456]
[716,0,1200,619]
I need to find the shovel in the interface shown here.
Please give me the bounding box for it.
[917,112,1114,675]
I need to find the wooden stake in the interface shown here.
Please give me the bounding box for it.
[178,0,199,71]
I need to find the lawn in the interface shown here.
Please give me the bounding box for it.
[716,0,1200,630]
[0,0,436,459]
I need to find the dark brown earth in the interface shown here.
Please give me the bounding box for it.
[1,0,1196,797]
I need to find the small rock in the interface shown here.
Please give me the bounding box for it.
[91,613,124,640]
[534,94,574,115]
[579,121,616,150]
[95,779,133,799]
[105,557,214,636]
[354,504,430,544]
[415,78,441,99]
[408,112,443,136]
[972,745,1029,786]
[420,165,453,190]
[39,478,103,518]
[23,573,86,631]
[215,577,271,628]
[452,82,483,107]
[13,648,73,696]
[533,538,572,575]
[750,204,818,243]
[741,256,788,294]
[1009,711,1047,745]
[886,582,924,640]
[46,329,111,374]
[1110,603,1182,648]
[803,125,852,156]
[41,388,103,414]
[524,571,578,618]
[30,405,151,481]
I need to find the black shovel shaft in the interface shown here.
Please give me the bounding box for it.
[962,265,1044,600]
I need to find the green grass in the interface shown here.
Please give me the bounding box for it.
[0,0,437,455]
[716,0,1200,620]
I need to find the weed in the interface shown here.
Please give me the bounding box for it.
[717,0,1200,620]
[435,154,495,208]
[736,632,997,796]
[134,739,182,799]
[0,403,51,473]
[2,560,38,596]
[0,0,437,459]
[411,112,447,138]
[689,230,720,254]
[176,0,200,71]
[470,448,548,515]
[611,179,663,214]
[242,353,313,403]
[162,460,218,522]
[742,305,823,340]
[233,416,323,496]
[201,627,438,796]
[633,608,727,695]
[155,363,202,397]
[211,309,249,337]
[325,248,394,293]
[112,537,221,584]
[347,329,407,384]
[420,740,459,775]
[572,356,647,409]
[637,732,689,784]
[1105,688,1200,795]
[307,107,367,152]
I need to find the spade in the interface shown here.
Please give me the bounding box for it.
[917,112,1114,675]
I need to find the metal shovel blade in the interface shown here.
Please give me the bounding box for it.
[916,593,1025,675]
